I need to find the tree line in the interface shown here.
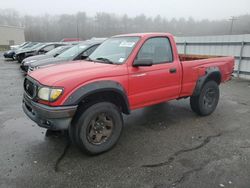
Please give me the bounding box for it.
[0,9,250,42]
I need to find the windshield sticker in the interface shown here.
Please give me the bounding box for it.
[119,41,135,48]
[118,57,125,63]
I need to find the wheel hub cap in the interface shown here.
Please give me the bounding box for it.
[204,88,216,108]
[87,113,113,145]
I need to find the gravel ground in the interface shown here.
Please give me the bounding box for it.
[0,53,250,188]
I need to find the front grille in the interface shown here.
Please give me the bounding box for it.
[24,78,37,98]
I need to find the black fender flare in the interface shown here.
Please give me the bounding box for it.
[192,67,221,96]
[63,80,130,113]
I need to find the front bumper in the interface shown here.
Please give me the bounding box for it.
[22,95,77,130]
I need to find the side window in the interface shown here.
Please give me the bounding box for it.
[137,37,173,64]
[43,45,55,52]
[83,45,99,57]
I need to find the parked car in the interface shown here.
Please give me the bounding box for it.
[15,43,65,63]
[14,43,44,62]
[27,39,104,72]
[3,50,18,60]
[20,45,72,72]
[22,33,234,155]
[3,42,35,60]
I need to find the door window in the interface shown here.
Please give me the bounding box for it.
[137,37,173,64]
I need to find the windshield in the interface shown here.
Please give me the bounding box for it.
[29,43,44,50]
[88,37,140,64]
[57,44,88,58]
[46,46,68,56]
[21,42,38,49]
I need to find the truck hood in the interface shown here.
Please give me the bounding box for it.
[28,60,127,86]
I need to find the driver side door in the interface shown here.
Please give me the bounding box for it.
[128,37,181,109]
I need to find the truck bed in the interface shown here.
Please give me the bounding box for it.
[179,54,235,97]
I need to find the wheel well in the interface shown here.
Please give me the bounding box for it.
[192,70,221,96]
[76,90,130,115]
[205,71,221,85]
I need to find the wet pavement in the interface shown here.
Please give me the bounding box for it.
[0,53,250,188]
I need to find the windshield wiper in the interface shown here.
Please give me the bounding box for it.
[96,57,115,64]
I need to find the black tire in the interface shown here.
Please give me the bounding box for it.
[190,80,219,116]
[70,102,123,155]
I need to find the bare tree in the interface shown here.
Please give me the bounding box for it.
[0,9,249,41]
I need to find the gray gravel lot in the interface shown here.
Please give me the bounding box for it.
[0,52,250,188]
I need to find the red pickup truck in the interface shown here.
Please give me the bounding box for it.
[22,33,234,154]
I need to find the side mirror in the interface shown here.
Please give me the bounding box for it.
[133,59,153,67]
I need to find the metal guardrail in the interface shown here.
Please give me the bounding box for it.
[176,41,250,78]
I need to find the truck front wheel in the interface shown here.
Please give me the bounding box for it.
[190,80,220,116]
[70,102,123,155]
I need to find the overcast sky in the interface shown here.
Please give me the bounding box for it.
[1,0,249,20]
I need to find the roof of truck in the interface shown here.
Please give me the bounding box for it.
[114,32,173,38]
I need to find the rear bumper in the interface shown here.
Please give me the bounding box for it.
[22,95,77,130]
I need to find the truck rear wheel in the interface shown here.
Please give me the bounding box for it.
[190,80,219,116]
[70,102,123,155]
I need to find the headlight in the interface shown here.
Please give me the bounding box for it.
[50,89,63,101]
[38,87,63,102]
[38,87,50,101]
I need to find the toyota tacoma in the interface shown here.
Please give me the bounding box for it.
[22,33,234,155]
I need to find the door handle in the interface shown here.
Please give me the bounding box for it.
[169,68,177,73]
[132,73,147,77]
